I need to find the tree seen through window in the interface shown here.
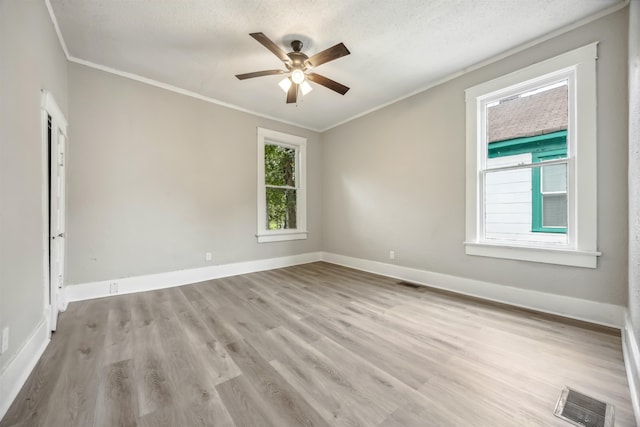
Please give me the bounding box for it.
[264,144,297,230]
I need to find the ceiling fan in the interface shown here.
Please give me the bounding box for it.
[235,32,350,104]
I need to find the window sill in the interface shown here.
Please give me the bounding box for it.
[257,231,308,243]
[464,241,600,268]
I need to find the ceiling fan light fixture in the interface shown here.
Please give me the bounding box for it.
[278,77,292,92]
[291,69,305,85]
[301,80,313,95]
[237,33,350,104]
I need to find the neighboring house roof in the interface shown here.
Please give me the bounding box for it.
[487,85,568,143]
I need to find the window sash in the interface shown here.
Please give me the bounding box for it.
[266,184,298,190]
[481,157,568,174]
[264,142,298,186]
[477,72,573,247]
[265,187,298,230]
[480,160,570,244]
[263,142,300,231]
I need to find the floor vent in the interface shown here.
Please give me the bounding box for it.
[554,387,614,427]
[396,281,421,289]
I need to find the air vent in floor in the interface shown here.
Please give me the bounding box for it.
[554,387,614,427]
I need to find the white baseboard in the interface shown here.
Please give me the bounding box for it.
[66,250,625,328]
[65,252,323,302]
[0,317,50,421]
[622,311,640,424]
[320,252,625,328]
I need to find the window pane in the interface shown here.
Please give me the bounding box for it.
[265,144,296,187]
[485,168,533,240]
[266,187,297,230]
[484,166,567,244]
[542,194,567,227]
[486,81,568,167]
[541,163,566,193]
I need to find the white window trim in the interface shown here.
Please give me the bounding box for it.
[464,43,600,268]
[256,127,307,243]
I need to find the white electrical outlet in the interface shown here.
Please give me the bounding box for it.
[389,250,396,260]
[1,327,9,354]
[109,282,118,294]
[205,252,212,261]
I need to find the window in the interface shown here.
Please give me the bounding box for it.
[257,127,307,243]
[464,43,600,268]
[532,146,567,233]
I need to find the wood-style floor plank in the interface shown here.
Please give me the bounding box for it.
[216,374,277,427]
[102,296,133,366]
[94,359,138,427]
[1,262,635,426]
[40,299,109,427]
[268,326,403,426]
[223,338,330,427]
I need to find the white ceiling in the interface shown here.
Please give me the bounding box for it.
[49,0,623,131]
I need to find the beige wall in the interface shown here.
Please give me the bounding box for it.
[321,8,629,305]
[0,0,68,372]
[66,63,322,284]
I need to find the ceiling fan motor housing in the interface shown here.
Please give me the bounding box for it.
[290,40,303,52]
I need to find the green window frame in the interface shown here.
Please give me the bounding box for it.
[531,147,567,233]
[488,130,567,159]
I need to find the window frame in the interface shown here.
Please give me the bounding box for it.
[464,43,600,268]
[256,127,307,243]
[532,148,568,234]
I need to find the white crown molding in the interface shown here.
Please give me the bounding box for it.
[44,0,321,133]
[0,317,50,422]
[44,0,70,59]
[65,252,322,302]
[67,57,321,132]
[319,252,625,328]
[320,0,629,132]
[44,0,628,134]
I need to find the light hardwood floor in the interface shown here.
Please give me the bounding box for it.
[1,262,635,426]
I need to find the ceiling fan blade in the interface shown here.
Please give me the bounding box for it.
[235,69,287,80]
[249,32,290,63]
[306,73,350,95]
[287,83,298,104]
[305,43,350,68]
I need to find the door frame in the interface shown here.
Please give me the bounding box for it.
[41,90,68,333]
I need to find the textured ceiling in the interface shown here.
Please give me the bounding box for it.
[49,0,623,131]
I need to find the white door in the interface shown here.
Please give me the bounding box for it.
[48,119,66,331]
[42,91,68,332]
[42,92,68,332]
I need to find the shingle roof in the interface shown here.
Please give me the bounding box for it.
[487,85,567,143]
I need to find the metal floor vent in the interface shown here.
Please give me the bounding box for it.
[554,387,614,427]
